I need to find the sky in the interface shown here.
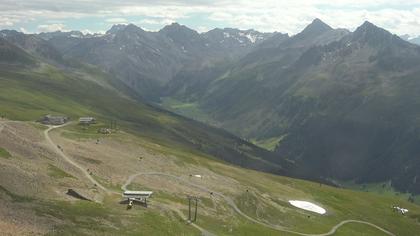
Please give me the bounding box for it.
[2,0,420,37]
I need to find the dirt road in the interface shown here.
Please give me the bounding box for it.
[44,123,213,235]
[44,123,111,194]
[123,172,395,236]
[44,122,394,236]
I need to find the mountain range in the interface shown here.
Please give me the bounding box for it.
[162,19,420,194]
[0,29,292,180]
[1,19,420,196]
[29,23,272,101]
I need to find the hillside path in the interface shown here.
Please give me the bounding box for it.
[44,122,394,236]
[123,172,395,236]
[44,123,111,194]
[45,123,212,235]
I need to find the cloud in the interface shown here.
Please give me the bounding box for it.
[19,27,29,33]
[1,1,420,36]
[0,16,20,27]
[0,20,14,27]
[37,23,66,32]
[197,26,210,33]
[138,18,175,26]
[106,18,128,23]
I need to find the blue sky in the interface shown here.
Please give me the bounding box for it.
[2,0,420,37]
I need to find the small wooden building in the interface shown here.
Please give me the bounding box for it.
[79,117,96,125]
[41,115,69,125]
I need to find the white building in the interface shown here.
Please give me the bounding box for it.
[123,190,153,207]
[79,117,96,125]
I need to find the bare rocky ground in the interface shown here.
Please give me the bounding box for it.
[50,125,244,196]
[50,126,245,217]
[0,121,92,198]
[0,120,243,234]
[1,119,419,236]
[0,121,96,234]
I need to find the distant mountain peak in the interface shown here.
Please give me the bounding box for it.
[307,18,332,30]
[106,24,128,34]
[352,21,397,45]
[162,22,184,30]
[357,21,381,32]
[124,24,143,32]
[159,22,200,42]
[312,18,329,26]
[297,18,333,38]
[106,24,144,35]
[160,22,197,35]
[169,22,181,27]
[203,28,273,46]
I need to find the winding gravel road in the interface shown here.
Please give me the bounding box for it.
[45,122,395,236]
[44,123,110,194]
[45,123,213,235]
[123,172,395,236]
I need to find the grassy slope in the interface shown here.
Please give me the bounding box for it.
[3,122,420,236]
[0,62,286,175]
[160,97,216,126]
[160,97,288,152]
[59,125,420,235]
[63,123,420,235]
[250,136,285,151]
[0,187,199,236]
[339,181,420,205]
[210,164,420,235]
[47,164,76,179]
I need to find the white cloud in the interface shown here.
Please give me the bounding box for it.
[2,1,420,36]
[197,26,209,33]
[138,18,175,26]
[19,27,29,33]
[0,21,14,27]
[0,16,19,27]
[37,23,66,32]
[106,18,128,23]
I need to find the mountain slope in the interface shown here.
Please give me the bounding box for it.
[164,19,350,137]
[0,38,35,65]
[162,20,420,195]
[0,40,292,177]
[40,23,273,101]
[0,30,64,63]
[275,21,420,193]
[2,118,420,236]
